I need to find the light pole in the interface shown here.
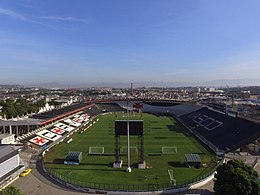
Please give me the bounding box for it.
[126,100,131,172]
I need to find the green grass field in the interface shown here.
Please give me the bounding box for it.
[44,112,216,189]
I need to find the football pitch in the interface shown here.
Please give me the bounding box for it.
[44,112,217,188]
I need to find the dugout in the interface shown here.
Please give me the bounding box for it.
[185,154,201,168]
[64,151,82,165]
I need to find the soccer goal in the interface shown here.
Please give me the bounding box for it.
[162,146,177,154]
[88,147,104,154]
[120,146,138,154]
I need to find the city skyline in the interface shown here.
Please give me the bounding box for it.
[1,1,260,87]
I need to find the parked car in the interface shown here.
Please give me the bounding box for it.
[20,168,31,177]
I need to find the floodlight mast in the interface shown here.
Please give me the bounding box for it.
[126,100,131,173]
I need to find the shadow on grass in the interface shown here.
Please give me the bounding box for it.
[168,161,186,168]
[151,127,163,130]
[132,163,139,168]
[167,124,188,133]
[154,136,168,139]
[44,159,65,164]
[149,120,159,123]
[88,153,114,156]
[79,162,113,167]
[47,161,115,168]
[49,167,125,172]
[148,153,161,156]
[193,152,206,155]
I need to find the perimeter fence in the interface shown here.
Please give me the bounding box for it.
[43,163,219,192]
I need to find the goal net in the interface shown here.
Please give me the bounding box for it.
[88,147,104,154]
[120,146,138,154]
[162,146,177,154]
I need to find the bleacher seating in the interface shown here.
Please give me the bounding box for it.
[96,103,126,113]
[31,103,90,120]
[180,107,260,151]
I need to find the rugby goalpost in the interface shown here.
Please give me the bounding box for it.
[88,146,104,154]
[162,146,178,154]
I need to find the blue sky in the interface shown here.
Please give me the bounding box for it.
[0,0,260,87]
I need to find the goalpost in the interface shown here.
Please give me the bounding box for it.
[162,146,178,154]
[88,147,104,154]
[120,146,138,154]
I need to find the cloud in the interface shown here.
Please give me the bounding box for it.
[0,7,57,30]
[41,16,89,23]
[0,7,27,21]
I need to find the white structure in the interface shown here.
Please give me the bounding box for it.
[0,145,20,178]
[0,134,15,144]
[248,143,260,153]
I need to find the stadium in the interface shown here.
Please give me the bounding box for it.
[1,100,260,193]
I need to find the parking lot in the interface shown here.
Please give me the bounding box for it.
[12,169,84,195]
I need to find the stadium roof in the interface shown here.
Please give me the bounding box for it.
[0,145,18,164]
[142,102,203,117]
[0,118,42,126]
[31,103,94,125]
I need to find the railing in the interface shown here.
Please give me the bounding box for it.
[43,163,218,192]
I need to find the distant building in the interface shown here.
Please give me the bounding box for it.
[131,82,134,95]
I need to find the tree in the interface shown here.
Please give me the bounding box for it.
[36,99,46,108]
[2,99,16,119]
[214,159,260,195]
[0,186,23,195]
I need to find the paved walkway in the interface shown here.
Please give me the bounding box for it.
[12,169,83,195]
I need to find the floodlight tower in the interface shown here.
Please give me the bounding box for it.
[126,100,132,173]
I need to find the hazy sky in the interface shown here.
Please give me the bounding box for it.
[0,0,260,86]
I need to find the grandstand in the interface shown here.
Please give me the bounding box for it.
[129,100,260,154]
[179,107,260,152]
[143,100,181,107]
[0,102,96,139]
[96,102,126,113]
[31,102,93,125]
[16,103,123,144]
[141,102,202,116]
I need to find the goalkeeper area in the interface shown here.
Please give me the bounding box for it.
[162,146,178,154]
[88,146,105,154]
[120,146,138,154]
